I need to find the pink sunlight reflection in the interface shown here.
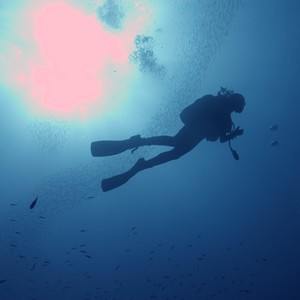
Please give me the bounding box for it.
[25,2,137,118]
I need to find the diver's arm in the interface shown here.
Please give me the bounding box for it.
[220,126,244,143]
[220,133,232,143]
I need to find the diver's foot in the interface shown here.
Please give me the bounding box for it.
[130,134,141,142]
[132,158,146,172]
[130,134,142,153]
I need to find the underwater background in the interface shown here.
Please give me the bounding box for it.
[1,0,300,299]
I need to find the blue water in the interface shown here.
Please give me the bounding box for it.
[1,1,300,299]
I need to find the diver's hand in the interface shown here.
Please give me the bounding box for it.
[234,126,244,137]
[229,127,244,139]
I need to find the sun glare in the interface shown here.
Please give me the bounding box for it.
[1,1,154,120]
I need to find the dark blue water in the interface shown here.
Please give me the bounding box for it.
[1,1,300,299]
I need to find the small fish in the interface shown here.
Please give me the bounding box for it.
[10,244,17,247]
[30,196,38,209]
[80,250,87,253]
[30,263,36,271]
[81,230,87,232]
[85,255,92,259]
[269,124,279,131]
[10,203,17,206]
[87,196,94,199]
[131,226,136,230]
[44,261,51,264]
[114,265,120,270]
[270,140,279,146]
[10,219,16,222]
[0,279,7,284]
[39,216,46,219]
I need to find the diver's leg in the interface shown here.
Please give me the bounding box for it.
[101,137,178,191]
[93,125,197,157]
[91,134,176,157]
[136,148,186,171]
[101,150,181,192]
[102,146,191,192]
[139,136,176,147]
[135,127,205,171]
[101,126,204,191]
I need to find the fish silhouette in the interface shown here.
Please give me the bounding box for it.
[30,196,38,209]
[270,140,279,146]
[269,124,279,131]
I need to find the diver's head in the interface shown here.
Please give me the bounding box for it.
[230,93,246,113]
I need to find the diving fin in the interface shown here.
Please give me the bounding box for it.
[102,171,134,192]
[91,135,141,157]
[101,158,146,192]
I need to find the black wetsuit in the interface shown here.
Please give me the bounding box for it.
[97,93,244,191]
[134,94,233,170]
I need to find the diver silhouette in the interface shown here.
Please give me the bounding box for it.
[91,87,246,192]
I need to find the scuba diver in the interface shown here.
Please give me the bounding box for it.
[91,87,246,192]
